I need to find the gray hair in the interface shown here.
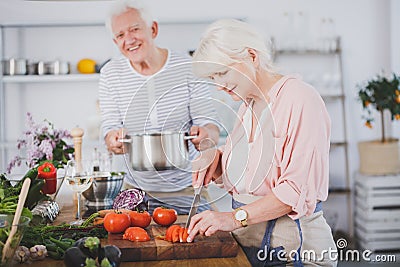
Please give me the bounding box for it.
[105,0,155,38]
[192,19,275,78]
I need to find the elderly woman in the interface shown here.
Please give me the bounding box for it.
[187,19,337,267]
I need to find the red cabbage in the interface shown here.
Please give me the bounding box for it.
[112,188,147,211]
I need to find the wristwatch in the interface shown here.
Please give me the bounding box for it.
[234,208,248,227]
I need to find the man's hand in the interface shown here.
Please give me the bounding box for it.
[190,124,220,151]
[105,128,126,154]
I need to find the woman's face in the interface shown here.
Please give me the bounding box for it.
[209,62,257,102]
[112,8,157,65]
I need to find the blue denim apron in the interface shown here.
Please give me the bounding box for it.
[232,199,323,267]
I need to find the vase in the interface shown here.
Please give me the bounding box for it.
[358,139,400,175]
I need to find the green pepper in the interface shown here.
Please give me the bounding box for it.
[25,178,45,209]
[48,250,63,260]
[24,168,38,180]
[49,236,74,251]
[80,212,99,227]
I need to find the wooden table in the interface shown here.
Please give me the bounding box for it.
[21,205,251,267]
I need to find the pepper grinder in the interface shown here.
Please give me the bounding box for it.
[71,127,84,164]
[70,127,84,218]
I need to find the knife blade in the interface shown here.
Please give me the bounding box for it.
[185,184,203,228]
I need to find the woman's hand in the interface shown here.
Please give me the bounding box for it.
[192,148,222,187]
[186,210,241,242]
[105,128,126,154]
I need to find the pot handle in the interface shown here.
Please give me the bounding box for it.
[118,138,132,143]
[183,135,198,140]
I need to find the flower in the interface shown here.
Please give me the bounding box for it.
[7,113,74,173]
[358,73,400,143]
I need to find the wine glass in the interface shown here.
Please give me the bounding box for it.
[64,159,93,225]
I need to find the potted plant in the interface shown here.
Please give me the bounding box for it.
[357,73,400,175]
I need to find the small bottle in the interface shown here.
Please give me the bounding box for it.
[92,147,100,172]
[101,152,113,172]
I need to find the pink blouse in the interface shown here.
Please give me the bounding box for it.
[220,74,331,219]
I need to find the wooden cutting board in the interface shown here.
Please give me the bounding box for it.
[105,224,239,262]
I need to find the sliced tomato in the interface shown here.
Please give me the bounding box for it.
[164,225,190,243]
[171,226,180,243]
[123,227,150,242]
[165,225,180,242]
[179,227,189,243]
[179,227,184,242]
[182,228,189,242]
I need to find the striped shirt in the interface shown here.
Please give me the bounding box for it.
[99,50,219,192]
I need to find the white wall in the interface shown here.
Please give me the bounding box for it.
[391,0,400,137]
[0,0,397,185]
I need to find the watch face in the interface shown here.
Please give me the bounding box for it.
[235,209,247,221]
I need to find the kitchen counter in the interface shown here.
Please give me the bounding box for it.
[20,205,251,267]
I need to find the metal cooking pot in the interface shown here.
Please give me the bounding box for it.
[28,61,45,75]
[119,132,197,171]
[2,58,28,75]
[28,61,70,75]
[44,60,70,75]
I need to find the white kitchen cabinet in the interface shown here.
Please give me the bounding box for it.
[354,173,400,251]
[271,37,352,236]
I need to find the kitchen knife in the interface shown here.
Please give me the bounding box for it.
[185,184,203,228]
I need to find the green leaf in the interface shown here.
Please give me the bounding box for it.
[84,236,100,252]
[0,189,4,200]
[85,258,97,267]
[101,258,113,267]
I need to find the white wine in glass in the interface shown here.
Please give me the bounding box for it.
[64,159,93,225]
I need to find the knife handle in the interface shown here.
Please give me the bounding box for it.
[194,185,202,195]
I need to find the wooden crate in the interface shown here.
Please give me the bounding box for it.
[354,173,400,251]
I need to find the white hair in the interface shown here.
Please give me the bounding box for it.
[105,0,155,38]
[192,19,275,78]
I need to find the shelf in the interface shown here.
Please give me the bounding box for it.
[0,18,242,29]
[321,94,344,101]
[328,188,351,194]
[271,37,341,56]
[2,74,100,83]
[274,48,340,56]
[331,141,347,148]
[0,22,104,28]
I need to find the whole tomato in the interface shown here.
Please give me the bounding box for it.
[128,210,151,228]
[103,212,131,234]
[152,207,177,226]
[123,227,150,242]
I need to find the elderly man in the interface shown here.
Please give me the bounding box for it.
[98,0,220,213]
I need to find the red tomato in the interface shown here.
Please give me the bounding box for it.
[179,227,189,243]
[165,225,181,242]
[152,207,177,226]
[123,227,150,242]
[103,212,131,234]
[165,225,189,243]
[128,210,151,228]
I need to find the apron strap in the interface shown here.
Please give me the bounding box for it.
[293,219,303,267]
[261,219,277,253]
